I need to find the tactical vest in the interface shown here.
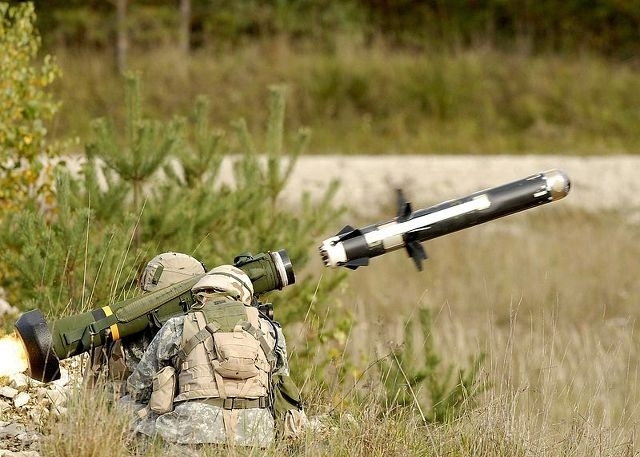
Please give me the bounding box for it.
[173,299,275,407]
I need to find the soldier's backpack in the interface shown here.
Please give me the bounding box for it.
[172,299,275,409]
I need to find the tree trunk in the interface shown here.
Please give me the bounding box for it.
[179,0,191,56]
[116,0,128,73]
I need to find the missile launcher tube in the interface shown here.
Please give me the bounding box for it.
[15,250,294,382]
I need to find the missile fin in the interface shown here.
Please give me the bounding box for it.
[337,225,355,235]
[335,225,363,241]
[396,189,413,222]
[405,241,427,271]
[344,258,370,270]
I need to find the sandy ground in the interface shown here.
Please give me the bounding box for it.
[278,155,640,218]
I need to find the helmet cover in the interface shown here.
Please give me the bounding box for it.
[191,265,254,306]
[140,252,205,292]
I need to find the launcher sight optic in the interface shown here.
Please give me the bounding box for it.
[15,250,294,383]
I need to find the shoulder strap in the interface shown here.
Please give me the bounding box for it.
[175,300,270,368]
[241,321,275,365]
[175,321,220,368]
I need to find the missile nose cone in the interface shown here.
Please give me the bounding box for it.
[543,169,571,200]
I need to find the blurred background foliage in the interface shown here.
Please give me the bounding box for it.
[21,0,640,156]
[32,0,640,59]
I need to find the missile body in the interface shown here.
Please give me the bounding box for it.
[319,169,570,270]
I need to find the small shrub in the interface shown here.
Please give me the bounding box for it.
[380,307,486,423]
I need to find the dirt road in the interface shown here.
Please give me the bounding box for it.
[279,155,640,217]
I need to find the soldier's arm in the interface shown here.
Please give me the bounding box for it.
[126,317,183,402]
[259,318,290,376]
[273,322,290,376]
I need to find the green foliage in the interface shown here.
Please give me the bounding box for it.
[291,297,358,395]
[0,71,346,328]
[380,307,486,424]
[134,81,346,323]
[0,1,61,215]
[0,173,140,316]
[0,72,190,315]
[85,73,184,248]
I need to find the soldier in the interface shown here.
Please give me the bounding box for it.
[85,252,206,396]
[126,264,307,448]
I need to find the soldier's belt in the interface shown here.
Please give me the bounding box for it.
[201,396,271,410]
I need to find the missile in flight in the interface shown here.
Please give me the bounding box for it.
[319,169,570,270]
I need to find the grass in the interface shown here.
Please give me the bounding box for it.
[49,41,640,157]
[36,206,640,456]
[30,34,640,456]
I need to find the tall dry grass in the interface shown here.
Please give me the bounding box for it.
[39,207,640,456]
[325,206,640,456]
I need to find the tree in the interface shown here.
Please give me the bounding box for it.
[1,74,346,324]
[0,2,61,217]
[114,0,128,72]
[179,0,190,55]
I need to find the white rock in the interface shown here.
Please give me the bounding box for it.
[34,388,49,400]
[43,388,66,408]
[0,297,19,316]
[13,392,30,408]
[0,400,9,412]
[15,448,40,457]
[51,405,66,417]
[27,407,46,424]
[51,367,69,388]
[0,386,18,399]
[9,374,31,389]
[0,422,25,437]
[0,452,41,457]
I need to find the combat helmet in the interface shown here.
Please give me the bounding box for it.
[191,265,254,306]
[140,252,206,292]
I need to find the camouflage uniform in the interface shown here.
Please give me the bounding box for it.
[86,329,155,396]
[85,252,206,395]
[126,265,292,447]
